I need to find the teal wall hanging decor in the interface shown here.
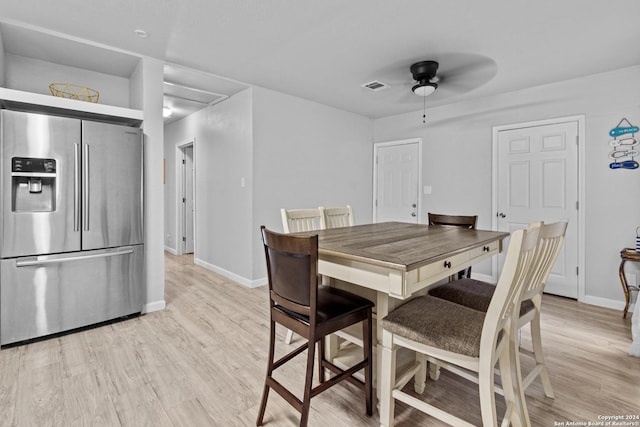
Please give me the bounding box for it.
[609,118,638,170]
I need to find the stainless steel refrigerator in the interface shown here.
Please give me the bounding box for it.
[0,109,144,346]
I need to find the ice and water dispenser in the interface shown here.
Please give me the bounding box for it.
[11,157,57,212]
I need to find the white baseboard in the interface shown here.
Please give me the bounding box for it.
[194,257,267,288]
[164,246,178,255]
[581,294,628,311]
[472,273,631,313]
[142,300,166,313]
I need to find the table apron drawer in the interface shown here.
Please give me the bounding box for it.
[408,241,500,295]
[467,241,500,261]
[415,251,469,281]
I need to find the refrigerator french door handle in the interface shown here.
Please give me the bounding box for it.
[83,143,90,231]
[15,247,134,267]
[74,143,81,231]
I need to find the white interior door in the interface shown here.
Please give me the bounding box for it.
[183,145,195,254]
[373,139,421,223]
[176,140,195,256]
[495,119,579,298]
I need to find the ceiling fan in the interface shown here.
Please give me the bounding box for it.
[368,53,497,103]
[366,53,497,123]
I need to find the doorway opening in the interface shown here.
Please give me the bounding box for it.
[176,139,196,256]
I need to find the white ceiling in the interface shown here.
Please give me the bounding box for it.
[1,0,639,121]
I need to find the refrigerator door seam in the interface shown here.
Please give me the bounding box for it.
[15,246,134,267]
[83,143,90,231]
[74,142,80,232]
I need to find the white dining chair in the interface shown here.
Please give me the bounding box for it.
[280,208,325,345]
[379,226,541,427]
[429,221,567,399]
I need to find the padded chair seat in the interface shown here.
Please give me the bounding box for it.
[382,295,487,357]
[277,286,374,325]
[429,278,535,317]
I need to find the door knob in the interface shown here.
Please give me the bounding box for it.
[412,203,417,208]
[498,212,506,218]
[411,212,417,217]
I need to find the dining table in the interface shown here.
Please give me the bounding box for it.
[292,221,510,394]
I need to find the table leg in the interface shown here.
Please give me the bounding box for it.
[619,259,631,319]
[376,292,389,401]
[375,292,427,398]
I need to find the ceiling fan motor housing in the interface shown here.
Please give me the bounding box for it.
[410,60,439,96]
[410,60,439,83]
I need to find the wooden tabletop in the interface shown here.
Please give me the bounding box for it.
[293,222,509,272]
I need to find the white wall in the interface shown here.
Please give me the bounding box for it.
[164,86,373,284]
[0,30,5,86]
[4,53,130,107]
[164,89,254,283]
[197,89,254,280]
[373,65,640,308]
[130,57,166,313]
[252,86,373,279]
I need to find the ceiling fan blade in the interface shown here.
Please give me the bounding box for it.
[434,53,497,95]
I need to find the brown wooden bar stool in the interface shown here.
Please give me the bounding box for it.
[428,213,478,279]
[619,248,640,319]
[256,226,373,427]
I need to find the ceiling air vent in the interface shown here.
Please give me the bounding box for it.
[361,80,390,91]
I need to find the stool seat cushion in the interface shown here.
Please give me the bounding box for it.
[429,279,535,317]
[382,296,486,357]
[278,286,374,325]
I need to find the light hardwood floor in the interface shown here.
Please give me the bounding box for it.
[0,252,638,426]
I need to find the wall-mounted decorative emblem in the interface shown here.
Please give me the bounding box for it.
[609,118,639,170]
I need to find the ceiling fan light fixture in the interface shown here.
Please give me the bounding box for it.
[412,81,438,97]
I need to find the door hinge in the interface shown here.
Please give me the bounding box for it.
[576,136,579,145]
[182,159,185,164]
[576,266,579,276]
[576,201,579,210]
[182,236,186,242]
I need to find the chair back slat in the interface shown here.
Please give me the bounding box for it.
[321,205,354,229]
[523,221,568,299]
[281,208,325,233]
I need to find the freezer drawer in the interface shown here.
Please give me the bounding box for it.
[0,245,144,345]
